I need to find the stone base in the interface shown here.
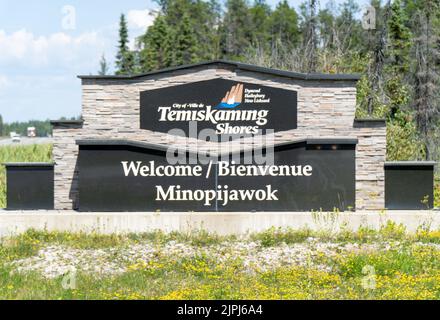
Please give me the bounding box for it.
[0,210,438,236]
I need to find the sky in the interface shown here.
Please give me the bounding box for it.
[0,0,369,123]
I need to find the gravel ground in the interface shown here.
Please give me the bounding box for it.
[10,239,425,279]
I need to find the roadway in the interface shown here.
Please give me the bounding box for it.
[0,137,54,146]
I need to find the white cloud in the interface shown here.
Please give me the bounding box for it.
[0,28,111,121]
[127,9,156,30]
[0,29,107,69]
[0,7,159,71]
[0,6,161,122]
[126,10,158,50]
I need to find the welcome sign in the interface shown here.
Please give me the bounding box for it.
[12,61,395,215]
[77,140,356,212]
[140,78,298,138]
[76,77,356,212]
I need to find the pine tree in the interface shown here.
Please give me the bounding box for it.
[138,0,221,67]
[412,0,440,159]
[268,0,299,48]
[188,0,222,60]
[221,0,253,59]
[0,114,3,137]
[388,0,411,74]
[138,15,173,72]
[160,0,221,61]
[115,14,135,75]
[249,0,271,47]
[173,12,198,66]
[206,0,223,60]
[386,0,412,118]
[98,54,109,75]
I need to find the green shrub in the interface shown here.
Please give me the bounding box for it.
[250,227,314,246]
[378,221,407,240]
[386,114,426,161]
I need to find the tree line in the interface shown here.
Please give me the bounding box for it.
[0,116,79,138]
[0,115,52,137]
[108,0,440,163]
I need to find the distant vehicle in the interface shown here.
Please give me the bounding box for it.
[10,132,21,143]
[27,127,36,137]
[11,133,21,143]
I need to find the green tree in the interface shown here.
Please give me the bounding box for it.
[267,0,299,47]
[386,0,412,118]
[138,15,173,72]
[186,0,222,60]
[221,0,253,59]
[387,111,425,160]
[115,14,135,75]
[139,0,221,68]
[161,0,221,61]
[388,0,411,74]
[411,0,440,159]
[173,12,198,65]
[2,120,53,137]
[402,0,422,18]
[249,0,272,46]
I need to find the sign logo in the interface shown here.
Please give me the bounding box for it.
[140,78,298,139]
[217,84,243,109]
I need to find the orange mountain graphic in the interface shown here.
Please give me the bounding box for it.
[218,84,243,108]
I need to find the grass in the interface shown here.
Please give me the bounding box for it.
[0,228,236,260]
[1,223,440,300]
[0,144,52,208]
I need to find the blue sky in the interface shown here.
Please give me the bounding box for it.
[0,0,369,122]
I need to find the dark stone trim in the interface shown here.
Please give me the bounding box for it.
[385,161,437,167]
[353,119,386,128]
[78,60,360,82]
[77,139,178,154]
[3,162,55,167]
[306,138,358,145]
[76,138,358,156]
[50,120,84,127]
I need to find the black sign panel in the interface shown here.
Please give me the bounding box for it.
[78,146,216,212]
[218,143,355,211]
[140,78,297,139]
[385,164,434,209]
[77,142,355,212]
[6,164,54,210]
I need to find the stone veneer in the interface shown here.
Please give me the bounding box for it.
[52,63,386,211]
